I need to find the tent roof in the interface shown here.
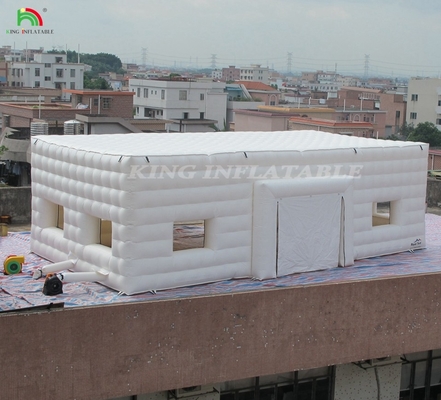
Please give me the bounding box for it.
[33,131,424,157]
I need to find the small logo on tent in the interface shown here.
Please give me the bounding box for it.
[411,238,422,247]
[17,8,44,26]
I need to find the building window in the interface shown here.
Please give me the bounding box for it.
[70,69,75,78]
[410,112,417,120]
[70,82,75,89]
[200,93,205,100]
[55,56,63,63]
[437,119,441,125]
[179,90,187,100]
[161,89,165,100]
[143,88,148,98]
[93,98,99,106]
[200,112,205,119]
[102,97,111,109]
[56,69,63,78]
[35,68,40,77]
[183,112,189,119]
[44,63,51,68]
[137,88,140,97]
[396,110,401,118]
[411,94,418,101]
[35,81,40,88]
[438,100,441,106]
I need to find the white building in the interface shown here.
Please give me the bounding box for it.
[240,64,269,84]
[7,53,84,100]
[130,78,227,132]
[211,69,222,80]
[407,77,441,129]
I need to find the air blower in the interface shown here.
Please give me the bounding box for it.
[43,274,63,296]
[3,255,25,275]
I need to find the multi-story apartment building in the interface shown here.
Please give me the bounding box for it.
[7,53,84,100]
[130,78,227,132]
[407,77,441,129]
[222,66,240,82]
[327,87,406,136]
[211,69,222,80]
[240,64,269,84]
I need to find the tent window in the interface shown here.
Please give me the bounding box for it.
[100,220,112,247]
[372,201,391,226]
[173,220,205,251]
[56,205,64,229]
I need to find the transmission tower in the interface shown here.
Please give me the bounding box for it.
[364,54,370,82]
[210,54,217,69]
[287,52,293,74]
[141,47,148,70]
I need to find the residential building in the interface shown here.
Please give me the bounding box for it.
[236,81,280,106]
[7,53,84,99]
[240,64,270,84]
[301,71,318,82]
[407,77,441,129]
[211,69,222,80]
[222,65,240,82]
[64,89,135,119]
[0,61,7,86]
[234,109,293,131]
[327,87,406,136]
[288,116,374,137]
[234,105,387,137]
[225,84,265,130]
[130,78,227,132]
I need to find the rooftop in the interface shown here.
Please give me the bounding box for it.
[32,131,423,157]
[1,213,441,311]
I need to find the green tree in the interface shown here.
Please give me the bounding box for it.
[83,72,111,89]
[407,122,441,147]
[387,122,415,141]
[0,145,7,156]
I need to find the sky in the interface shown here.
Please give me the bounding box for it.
[1,0,441,77]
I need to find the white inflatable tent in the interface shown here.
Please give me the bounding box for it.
[31,131,428,294]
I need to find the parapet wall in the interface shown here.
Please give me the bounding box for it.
[0,186,31,224]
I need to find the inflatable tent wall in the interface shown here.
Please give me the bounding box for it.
[31,131,428,294]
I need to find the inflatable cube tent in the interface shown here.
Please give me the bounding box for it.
[30,131,428,295]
